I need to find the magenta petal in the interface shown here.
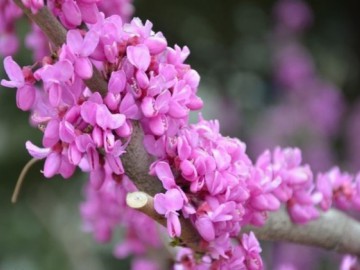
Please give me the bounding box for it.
[16,85,36,111]
[54,59,74,81]
[90,167,105,190]
[87,146,100,170]
[149,115,167,136]
[251,195,269,211]
[59,121,76,143]
[75,57,93,79]
[48,83,62,107]
[96,104,126,130]
[109,140,125,156]
[195,216,215,242]
[115,120,132,137]
[81,101,98,125]
[62,1,81,27]
[180,160,197,182]
[26,141,50,159]
[135,70,149,89]
[104,93,120,111]
[165,189,184,211]
[1,56,24,88]
[126,44,151,71]
[92,126,103,147]
[77,2,98,25]
[141,97,156,117]
[167,212,181,237]
[109,70,126,94]
[64,105,80,122]
[168,101,188,119]
[184,69,200,89]
[177,137,191,160]
[120,93,140,119]
[154,193,167,215]
[81,30,99,56]
[104,43,118,64]
[43,152,61,178]
[68,143,82,165]
[187,95,203,110]
[106,154,124,175]
[103,130,115,153]
[144,35,167,55]
[59,156,76,179]
[67,29,83,54]
[75,134,93,152]
[155,90,171,114]
[154,161,175,189]
[43,119,59,148]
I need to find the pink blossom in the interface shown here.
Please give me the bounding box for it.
[1,56,36,111]
[154,189,184,237]
[62,29,99,79]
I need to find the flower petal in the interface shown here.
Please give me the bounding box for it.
[26,141,50,159]
[43,152,61,178]
[16,85,36,111]
[126,44,151,71]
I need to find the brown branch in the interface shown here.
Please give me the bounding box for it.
[127,191,360,256]
[12,0,360,258]
[243,209,360,257]
[126,191,203,252]
[121,122,164,196]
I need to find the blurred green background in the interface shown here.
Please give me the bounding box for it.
[1,0,360,269]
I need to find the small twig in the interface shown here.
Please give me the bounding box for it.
[11,158,39,203]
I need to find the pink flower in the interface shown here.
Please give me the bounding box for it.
[126,44,151,71]
[1,56,36,111]
[34,59,74,107]
[242,232,263,270]
[154,188,184,237]
[62,29,99,79]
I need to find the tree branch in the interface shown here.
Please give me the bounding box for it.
[12,0,360,258]
[121,122,164,196]
[243,208,360,257]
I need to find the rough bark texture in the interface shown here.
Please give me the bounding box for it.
[243,209,360,256]
[121,122,164,196]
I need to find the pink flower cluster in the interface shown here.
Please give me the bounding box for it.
[3,1,360,269]
[1,15,202,185]
[146,114,360,268]
[80,169,162,264]
[0,0,134,59]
